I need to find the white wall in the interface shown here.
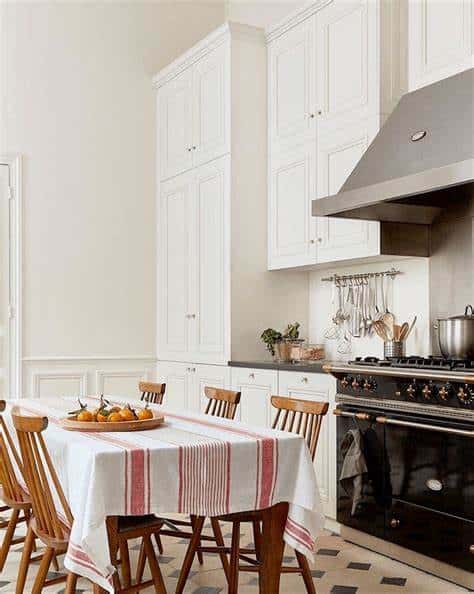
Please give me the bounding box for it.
[309,258,431,361]
[226,0,306,29]
[1,2,225,396]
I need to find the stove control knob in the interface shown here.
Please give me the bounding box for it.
[352,376,362,390]
[363,378,376,392]
[422,382,436,401]
[438,383,453,401]
[341,376,352,389]
[406,382,418,399]
[457,384,473,406]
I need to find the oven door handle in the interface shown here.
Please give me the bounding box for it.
[375,415,474,437]
[333,409,373,421]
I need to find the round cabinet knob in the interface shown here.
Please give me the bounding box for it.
[249,373,255,380]
[390,518,400,529]
[301,377,308,383]
[406,382,418,399]
[308,113,315,119]
[469,544,474,555]
[438,383,453,402]
[457,384,473,406]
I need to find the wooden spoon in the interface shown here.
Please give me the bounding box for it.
[373,320,390,341]
[398,322,409,341]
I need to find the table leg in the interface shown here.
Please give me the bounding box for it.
[259,502,288,594]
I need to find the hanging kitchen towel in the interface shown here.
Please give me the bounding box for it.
[339,428,368,515]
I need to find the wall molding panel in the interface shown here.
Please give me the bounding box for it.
[23,356,155,399]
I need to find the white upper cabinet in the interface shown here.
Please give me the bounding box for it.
[193,41,230,168]
[316,0,375,131]
[315,119,380,263]
[158,70,194,181]
[158,41,230,181]
[409,0,473,91]
[268,142,317,269]
[268,16,316,151]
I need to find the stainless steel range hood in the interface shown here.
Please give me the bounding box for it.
[312,69,474,227]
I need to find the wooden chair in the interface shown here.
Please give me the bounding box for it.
[11,408,167,594]
[176,395,329,594]
[142,388,241,585]
[139,381,166,405]
[0,400,33,572]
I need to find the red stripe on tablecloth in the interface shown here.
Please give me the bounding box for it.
[225,441,231,512]
[68,542,113,582]
[258,437,276,509]
[287,516,313,540]
[285,518,314,550]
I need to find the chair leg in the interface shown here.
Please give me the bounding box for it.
[0,508,19,571]
[175,515,205,594]
[65,572,79,594]
[229,521,241,594]
[154,532,164,555]
[252,520,262,562]
[15,524,35,594]
[31,545,54,594]
[135,540,146,591]
[143,534,167,594]
[210,517,230,582]
[190,515,204,565]
[119,540,132,587]
[296,550,316,594]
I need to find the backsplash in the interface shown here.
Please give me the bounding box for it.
[308,258,431,361]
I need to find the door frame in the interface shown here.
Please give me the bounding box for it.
[0,155,22,399]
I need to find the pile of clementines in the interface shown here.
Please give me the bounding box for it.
[68,397,153,423]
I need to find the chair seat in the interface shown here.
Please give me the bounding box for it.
[117,514,163,534]
[0,485,31,510]
[217,509,264,523]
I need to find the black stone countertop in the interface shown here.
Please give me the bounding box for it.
[228,360,334,373]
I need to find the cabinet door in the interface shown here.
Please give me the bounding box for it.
[268,16,316,151]
[189,156,230,364]
[157,361,191,412]
[409,0,473,91]
[230,368,278,427]
[158,69,193,180]
[315,120,380,263]
[158,172,192,360]
[191,364,231,414]
[316,0,374,130]
[278,371,337,519]
[192,41,230,168]
[268,142,317,270]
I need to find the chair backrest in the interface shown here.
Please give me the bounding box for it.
[204,387,241,420]
[139,381,166,405]
[271,396,329,461]
[0,401,25,505]
[12,407,73,541]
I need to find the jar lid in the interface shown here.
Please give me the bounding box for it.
[448,305,474,320]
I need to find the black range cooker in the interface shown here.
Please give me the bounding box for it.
[325,356,474,573]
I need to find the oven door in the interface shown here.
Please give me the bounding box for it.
[336,406,388,539]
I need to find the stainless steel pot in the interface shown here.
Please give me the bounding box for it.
[436,305,474,359]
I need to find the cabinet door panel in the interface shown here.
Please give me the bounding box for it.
[409,0,473,90]
[316,120,379,263]
[158,70,193,180]
[193,364,231,414]
[278,371,336,519]
[157,361,190,412]
[158,174,192,358]
[193,42,230,167]
[269,142,317,269]
[317,0,371,127]
[190,157,229,363]
[231,368,278,427]
[268,16,316,150]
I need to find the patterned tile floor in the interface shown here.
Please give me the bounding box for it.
[0,517,470,594]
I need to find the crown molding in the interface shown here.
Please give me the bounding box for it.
[265,0,333,43]
[152,21,264,89]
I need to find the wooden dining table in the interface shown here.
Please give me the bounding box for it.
[4,396,324,594]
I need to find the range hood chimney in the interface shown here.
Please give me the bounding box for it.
[312,69,474,236]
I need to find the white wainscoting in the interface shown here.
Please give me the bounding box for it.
[22,356,156,400]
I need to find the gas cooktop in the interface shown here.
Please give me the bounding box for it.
[349,356,474,371]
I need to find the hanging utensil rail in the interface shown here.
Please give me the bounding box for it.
[321,267,401,286]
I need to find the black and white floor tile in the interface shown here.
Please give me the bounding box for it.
[0,517,470,593]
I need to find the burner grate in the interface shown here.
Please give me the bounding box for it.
[349,356,474,371]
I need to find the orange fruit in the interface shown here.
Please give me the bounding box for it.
[109,406,121,414]
[137,408,153,421]
[108,412,123,423]
[96,409,109,423]
[119,407,136,422]
[77,410,94,422]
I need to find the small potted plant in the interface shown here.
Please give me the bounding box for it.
[260,323,304,362]
[260,328,282,359]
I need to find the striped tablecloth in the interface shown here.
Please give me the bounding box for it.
[4,396,324,592]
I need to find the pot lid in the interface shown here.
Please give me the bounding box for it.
[448,305,474,320]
